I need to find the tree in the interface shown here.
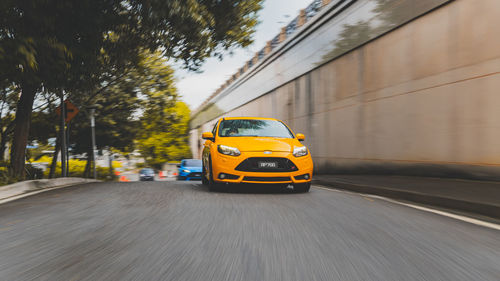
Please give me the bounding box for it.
[135,52,191,168]
[137,101,192,169]
[63,51,181,177]
[0,0,263,178]
[0,83,18,161]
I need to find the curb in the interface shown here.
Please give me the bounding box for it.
[0,178,100,204]
[312,178,500,220]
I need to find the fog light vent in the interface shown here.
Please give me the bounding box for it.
[294,174,310,180]
[218,173,239,180]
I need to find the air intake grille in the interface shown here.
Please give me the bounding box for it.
[235,157,298,172]
[243,176,291,182]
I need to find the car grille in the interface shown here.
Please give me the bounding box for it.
[235,157,298,172]
[243,176,291,182]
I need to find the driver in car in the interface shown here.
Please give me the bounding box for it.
[227,128,239,136]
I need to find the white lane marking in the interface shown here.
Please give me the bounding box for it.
[313,185,500,231]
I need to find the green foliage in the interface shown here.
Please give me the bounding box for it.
[69,51,177,155]
[29,111,58,144]
[0,0,263,86]
[1,0,263,177]
[137,101,192,169]
[0,161,43,185]
[135,162,146,169]
[39,159,119,181]
[0,162,15,185]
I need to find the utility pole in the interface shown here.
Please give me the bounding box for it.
[89,106,98,179]
[66,123,70,174]
[108,147,113,179]
[60,93,67,177]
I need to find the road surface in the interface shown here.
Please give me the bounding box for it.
[0,181,498,280]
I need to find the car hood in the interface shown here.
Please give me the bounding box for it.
[218,137,299,152]
[182,166,202,172]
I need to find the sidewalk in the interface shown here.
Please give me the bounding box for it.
[313,175,500,220]
[0,178,99,204]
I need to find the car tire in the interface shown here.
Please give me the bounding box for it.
[201,164,209,185]
[293,182,311,193]
[208,157,219,192]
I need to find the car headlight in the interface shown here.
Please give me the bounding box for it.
[217,145,241,156]
[182,169,190,173]
[293,146,308,157]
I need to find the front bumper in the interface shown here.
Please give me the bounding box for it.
[212,151,313,184]
[179,171,202,180]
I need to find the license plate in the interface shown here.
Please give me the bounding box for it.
[258,162,277,168]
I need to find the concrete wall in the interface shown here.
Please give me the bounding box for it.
[190,0,500,180]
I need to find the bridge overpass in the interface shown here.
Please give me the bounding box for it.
[190,0,500,180]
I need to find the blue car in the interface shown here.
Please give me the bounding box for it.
[177,159,203,181]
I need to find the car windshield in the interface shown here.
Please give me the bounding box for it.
[140,168,154,174]
[218,119,294,138]
[183,160,202,167]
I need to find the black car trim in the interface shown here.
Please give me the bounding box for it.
[235,157,298,172]
[242,176,291,182]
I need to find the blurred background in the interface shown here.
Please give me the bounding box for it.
[2,0,499,183]
[0,1,499,281]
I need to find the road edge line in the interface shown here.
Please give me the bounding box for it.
[313,185,500,231]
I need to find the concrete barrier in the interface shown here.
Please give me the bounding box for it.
[0,178,99,204]
[190,0,500,181]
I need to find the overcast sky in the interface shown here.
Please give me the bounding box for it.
[174,0,311,110]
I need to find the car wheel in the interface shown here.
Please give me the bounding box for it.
[201,164,209,185]
[293,182,311,193]
[208,157,219,192]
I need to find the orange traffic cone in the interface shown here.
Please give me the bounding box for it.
[120,175,129,182]
[159,171,166,178]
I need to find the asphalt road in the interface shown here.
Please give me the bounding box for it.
[0,181,498,281]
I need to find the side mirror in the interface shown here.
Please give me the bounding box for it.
[296,133,305,141]
[202,132,214,140]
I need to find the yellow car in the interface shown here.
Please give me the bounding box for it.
[201,117,313,192]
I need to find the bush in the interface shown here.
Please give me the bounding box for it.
[41,159,118,181]
[0,165,15,186]
[25,164,44,180]
[0,161,43,185]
